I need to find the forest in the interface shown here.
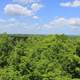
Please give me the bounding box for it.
[0,33,80,80]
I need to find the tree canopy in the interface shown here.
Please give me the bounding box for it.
[0,33,80,80]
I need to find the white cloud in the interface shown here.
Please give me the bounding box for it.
[13,0,40,4]
[4,1,43,18]
[31,3,43,12]
[60,0,80,7]
[4,4,33,16]
[60,2,72,7]
[32,15,39,19]
[0,18,34,34]
[67,18,80,26]
[40,17,80,29]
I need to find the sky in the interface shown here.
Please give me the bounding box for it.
[0,0,80,35]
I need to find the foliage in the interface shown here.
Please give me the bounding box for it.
[0,33,80,80]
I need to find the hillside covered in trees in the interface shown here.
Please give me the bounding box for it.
[0,33,80,80]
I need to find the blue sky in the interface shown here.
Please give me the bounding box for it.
[0,0,80,35]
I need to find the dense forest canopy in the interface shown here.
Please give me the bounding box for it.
[0,33,80,80]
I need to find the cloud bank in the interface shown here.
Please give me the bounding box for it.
[0,17,80,34]
[40,17,80,29]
